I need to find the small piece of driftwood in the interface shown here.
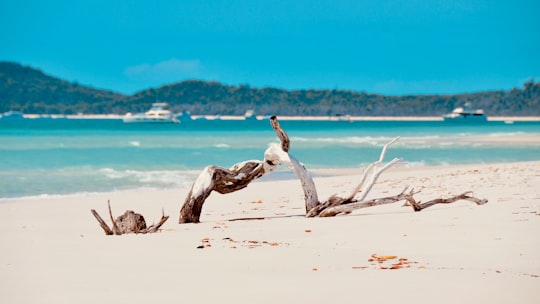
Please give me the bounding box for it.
[91,201,169,235]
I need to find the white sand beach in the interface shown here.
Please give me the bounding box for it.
[1,161,539,303]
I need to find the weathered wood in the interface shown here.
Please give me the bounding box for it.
[91,202,169,235]
[318,188,417,217]
[307,138,402,217]
[178,115,487,223]
[108,200,121,235]
[115,210,147,233]
[406,191,488,212]
[269,116,319,211]
[179,116,319,223]
[90,209,114,235]
[179,162,267,223]
[314,188,487,217]
[270,116,290,152]
[346,137,400,201]
[143,209,169,233]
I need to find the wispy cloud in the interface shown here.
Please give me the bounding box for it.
[124,58,203,82]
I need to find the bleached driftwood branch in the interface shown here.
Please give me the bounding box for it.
[405,191,488,212]
[306,137,487,217]
[269,117,319,212]
[179,116,488,223]
[91,201,169,235]
[313,188,488,217]
[179,116,319,223]
[306,138,402,217]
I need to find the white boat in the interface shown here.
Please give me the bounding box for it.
[1,110,24,119]
[244,110,257,120]
[123,103,179,123]
[443,103,487,122]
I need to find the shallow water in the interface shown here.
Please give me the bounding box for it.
[1,118,539,198]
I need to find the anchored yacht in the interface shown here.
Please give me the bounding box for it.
[123,103,179,124]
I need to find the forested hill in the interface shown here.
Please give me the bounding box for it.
[1,61,539,116]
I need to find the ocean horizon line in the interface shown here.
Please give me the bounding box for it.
[7,113,540,122]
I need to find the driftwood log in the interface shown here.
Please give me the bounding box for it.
[91,201,169,235]
[179,116,487,223]
[179,116,318,223]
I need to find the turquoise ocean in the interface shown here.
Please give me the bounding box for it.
[1,118,539,199]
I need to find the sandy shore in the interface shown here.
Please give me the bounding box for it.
[1,161,539,303]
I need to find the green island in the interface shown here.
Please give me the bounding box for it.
[1,61,538,116]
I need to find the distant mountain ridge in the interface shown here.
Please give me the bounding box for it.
[1,61,539,116]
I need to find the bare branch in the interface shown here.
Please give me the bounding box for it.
[355,157,402,202]
[270,116,290,152]
[346,137,400,201]
[90,209,113,235]
[108,200,121,235]
[407,191,488,211]
[319,187,414,217]
[318,188,486,217]
[142,213,170,233]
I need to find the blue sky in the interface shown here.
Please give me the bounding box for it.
[1,0,539,95]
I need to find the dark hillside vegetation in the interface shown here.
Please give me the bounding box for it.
[1,61,539,116]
